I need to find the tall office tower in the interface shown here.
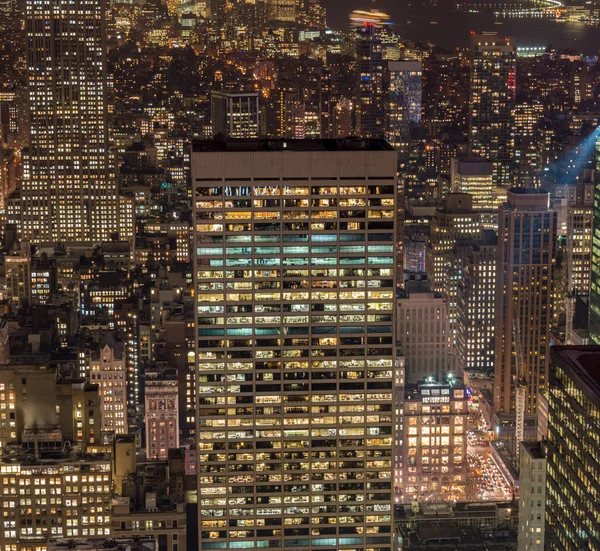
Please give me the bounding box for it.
[517,441,546,551]
[513,101,544,187]
[211,92,260,139]
[22,0,117,243]
[426,194,482,338]
[427,194,482,295]
[546,346,600,551]
[402,377,468,503]
[450,158,494,211]
[193,138,398,551]
[494,189,556,436]
[385,61,422,147]
[397,288,454,385]
[567,193,593,295]
[357,25,384,138]
[456,231,497,375]
[469,32,516,187]
[590,139,600,343]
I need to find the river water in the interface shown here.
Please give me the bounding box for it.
[323,0,600,55]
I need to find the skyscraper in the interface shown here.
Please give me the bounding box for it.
[426,193,482,341]
[450,157,494,211]
[589,137,600,342]
[385,61,422,148]
[193,138,398,551]
[456,232,497,375]
[211,91,260,139]
[357,25,384,138]
[546,346,600,551]
[494,189,556,435]
[469,32,516,188]
[23,0,117,242]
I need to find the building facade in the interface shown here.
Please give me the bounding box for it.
[397,290,454,384]
[23,0,117,242]
[356,26,384,138]
[385,61,422,147]
[494,189,556,423]
[192,138,398,551]
[456,233,497,375]
[426,194,482,339]
[211,91,260,139]
[89,335,128,435]
[145,367,179,460]
[450,157,495,212]
[517,441,546,551]
[546,346,600,551]
[402,378,468,503]
[0,455,112,546]
[469,32,516,187]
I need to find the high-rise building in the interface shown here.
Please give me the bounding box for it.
[512,101,544,187]
[397,289,454,384]
[469,32,516,187]
[211,91,260,139]
[145,366,179,460]
[589,139,600,342]
[89,333,128,435]
[357,25,384,138]
[450,157,494,211]
[427,194,482,295]
[23,0,118,242]
[426,194,482,339]
[456,231,497,375]
[517,441,546,551]
[546,346,600,550]
[567,196,593,293]
[192,138,398,551]
[402,377,468,503]
[385,61,422,147]
[494,189,556,436]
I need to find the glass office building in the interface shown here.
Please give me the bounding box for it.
[546,346,600,550]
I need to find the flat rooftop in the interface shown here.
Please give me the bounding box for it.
[551,346,600,401]
[522,440,545,460]
[192,138,395,153]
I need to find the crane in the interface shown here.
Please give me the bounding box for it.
[512,316,527,465]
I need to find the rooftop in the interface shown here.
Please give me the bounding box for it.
[47,538,156,551]
[522,440,546,460]
[551,346,600,402]
[192,137,394,153]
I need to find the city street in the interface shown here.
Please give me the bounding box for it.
[466,403,513,501]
